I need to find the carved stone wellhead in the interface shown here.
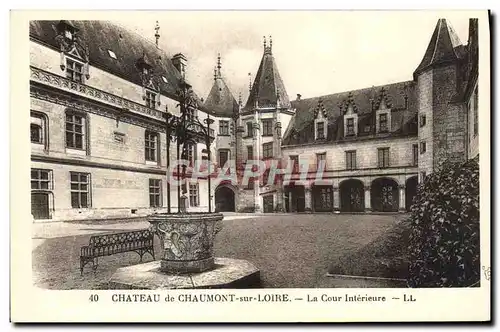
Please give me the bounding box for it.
[148,212,224,274]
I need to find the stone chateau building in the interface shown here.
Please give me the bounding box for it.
[30,18,479,221]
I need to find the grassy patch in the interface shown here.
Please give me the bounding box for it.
[328,220,410,280]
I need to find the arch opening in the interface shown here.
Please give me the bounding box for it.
[215,185,236,212]
[339,179,365,212]
[371,178,399,212]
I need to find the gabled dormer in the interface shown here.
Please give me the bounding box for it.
[342,92,358,137]
[374,87,392,134]
[54,20,90,83]
[136,52,161,109]
[314,99,327,140]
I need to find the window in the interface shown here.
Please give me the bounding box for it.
[161,76,168,84]
[262,119,273,136]
[31,169,52,190]
[246,122,253,138]
[247,146,253,160]
[346,118,355,136]
[149,179,162,207]
[316,121,325,139]
[31,124,42,143]
[145,131,158,162]
[189,183,199,207]
[247,177,255,190]
[219,150,229,167]
[70,172,91,208]
[219,120,229,135]
[420,141,426,154]
[345,150,356,170]
[145,90,157,109]
[65,58,84,83]
[316,153,326,170]
[379,113,388,133]
[377,148,390,168]
[186,144,195,165]
[413,144,419,166]
[107,49,117,59]
[65,113,85,149]
[186,108,195,121]
[263,142,273,159]
[289,155,299,173]
[420,114,426,128]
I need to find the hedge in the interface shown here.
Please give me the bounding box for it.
[407,158,480,287]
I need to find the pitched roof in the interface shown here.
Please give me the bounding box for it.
[29,20,219,116]
[414,18,463,77]
[282,81,417,146]
[203,59,239,118]
[243,40,291,111]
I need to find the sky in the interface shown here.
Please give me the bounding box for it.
[115,11,472,103]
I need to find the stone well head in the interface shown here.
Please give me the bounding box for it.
[148,212,224,274]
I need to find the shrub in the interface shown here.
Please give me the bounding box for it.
[407,158,480,287]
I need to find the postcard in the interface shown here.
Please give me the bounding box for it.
[10,9,490,322]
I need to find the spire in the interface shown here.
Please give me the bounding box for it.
[414,18,462,77]
[248,72,252,94]
[264,35,272,55]
[244,37,290,111]
[154,21,160,48]
[216,53,222,78]
[238,92,242,106]
[213,66,217,81]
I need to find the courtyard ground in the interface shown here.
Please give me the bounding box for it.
[32,213,406,289]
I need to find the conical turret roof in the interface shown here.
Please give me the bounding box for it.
[204,55,239,118]
[244,37,291,111]
[414,18,463,77]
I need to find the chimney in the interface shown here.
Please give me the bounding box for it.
[172,53,187,78]
[296,93,302,101]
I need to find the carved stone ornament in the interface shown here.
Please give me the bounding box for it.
[148,212,224,273]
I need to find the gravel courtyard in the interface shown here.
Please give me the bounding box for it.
[32,214,404,289]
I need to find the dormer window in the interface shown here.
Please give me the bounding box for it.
[379,113,388,133]
[145,90,156,109]
[316,121,325,140]
[66,58,84,83]
[107,50,117,59]
[64,29,73,40]
[346,118,355,136]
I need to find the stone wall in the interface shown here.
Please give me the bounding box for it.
[431,65,467,169]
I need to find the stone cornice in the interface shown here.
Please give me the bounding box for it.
[30,66,166,121]
[30,82,167,133]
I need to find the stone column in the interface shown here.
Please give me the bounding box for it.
[398,184,406,213]
[364,186,371,212]
[333,187,340,212]
[304,185,312,213]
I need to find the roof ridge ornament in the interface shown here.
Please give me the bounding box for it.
[154,21,160,48]
[216,53,222,79]
[264,35,272,55]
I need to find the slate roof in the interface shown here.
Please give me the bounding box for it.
[413,18,464,77]
[204,63,239,118]
[282,81,418,146]
[243,42,291,111]
[29,20,215,115]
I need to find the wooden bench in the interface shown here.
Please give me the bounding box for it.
[80,229,155,275]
